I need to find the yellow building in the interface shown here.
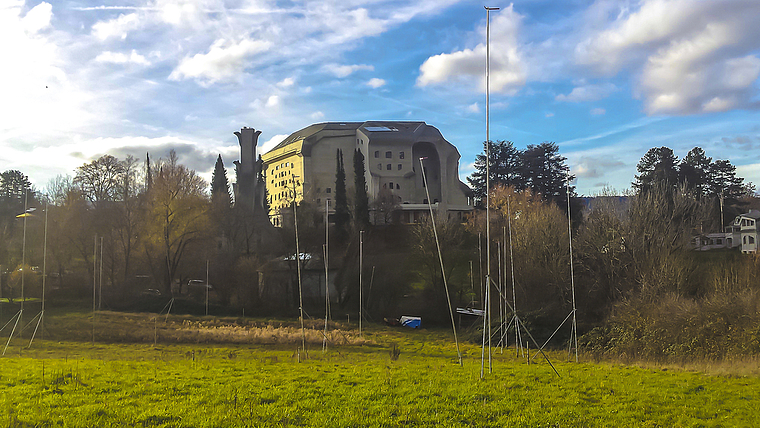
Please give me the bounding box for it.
[261,121,473,226]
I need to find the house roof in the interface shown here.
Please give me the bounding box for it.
[744,209,760,219]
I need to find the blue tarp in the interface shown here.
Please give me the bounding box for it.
[399,316,421,329]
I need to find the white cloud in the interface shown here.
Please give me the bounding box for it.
[95,50,150,66]
[258,134,288,154]
[277,77,295,88]
[265,95,280,108]
[169,38,272,85]
[545,112,555,118]
[556,82,617,102]
[323,63,374,78]
[311,111,325,120]
[467,103,480,114]
[91,12,141,40]
[417,4,526,95]
[366,78,385,88]
[576,0,760,115]
[0,1,96,145]
[591,107,606,116]
[22,1,52,34]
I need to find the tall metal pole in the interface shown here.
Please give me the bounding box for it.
[99,236,103,311]
[481,5,499,379]
[205,260,209,316]
[359,230,363,336]
[41,202,48,339]
[420,157,463,366]
[292,176,306,355]
[566,177,578,362]
[20,190,28,334]
[323,199,330,352]
[508,195,518,356]
[92,234,96,343]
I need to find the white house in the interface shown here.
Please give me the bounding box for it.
[725,209,760,254]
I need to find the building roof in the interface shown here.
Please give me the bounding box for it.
[744,209,760,219]
[268,121,443,153]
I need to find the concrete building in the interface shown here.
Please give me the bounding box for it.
[260,121,474,226]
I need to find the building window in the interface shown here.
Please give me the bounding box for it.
[387,164,392,170]
[751,236,756,244]
[397,164,402,170]
[383,183,387,189]
[385,151,392,158]
[399,151,404,159]
[377,163,382,170]
[326,187,331,194]
[389,181,393,189]
[374,151,379,158]
[396,184,400,189]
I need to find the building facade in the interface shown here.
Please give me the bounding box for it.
[260,121,473,226]
[693,209,760,254]
[725,209,759,254]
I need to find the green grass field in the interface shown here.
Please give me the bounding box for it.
[0,310,758,427]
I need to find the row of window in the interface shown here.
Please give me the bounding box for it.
[374,151,404,159]
[744,236,756,245]
[383,182,401,190]
[273,178,295,188]
[272,161,292,174]
[378,163,403,171]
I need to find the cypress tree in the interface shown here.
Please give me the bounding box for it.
[334,149,350,233]
[353,148,370,227]
[211,154,232,208]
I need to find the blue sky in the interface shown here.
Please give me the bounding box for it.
[2,0,760,196]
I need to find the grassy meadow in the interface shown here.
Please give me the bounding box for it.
[0,309,758,427]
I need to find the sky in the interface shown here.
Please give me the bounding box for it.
[1,0,760,196]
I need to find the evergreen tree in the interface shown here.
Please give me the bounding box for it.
[467,140,522,204]
[145,152,152,190]
[708,159,744,202]
[211,154,232,208]
[520,142,575,208]
[633,147,679,192]
[678,147,712,197]
[334,149,350,233]
[353,149,370,227]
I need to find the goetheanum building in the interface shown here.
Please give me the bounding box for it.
[260,121,474,226]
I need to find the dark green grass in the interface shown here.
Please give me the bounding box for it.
[1,331,758,427]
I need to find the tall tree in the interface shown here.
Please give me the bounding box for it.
[0,170,33,206]
[142,150,210,293]
[74,155,127,207]
[353,149,370,228]
[211,155,232,209]
[467,140,522,204]
[633,147,679,192]
[678,147,712,196]
[707,159,744,201]
[520,142,575,208]
[334,149,350,234]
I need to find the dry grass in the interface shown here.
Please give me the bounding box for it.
[44,310,372,346]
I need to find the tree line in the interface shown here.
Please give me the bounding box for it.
[2,141,759,361]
